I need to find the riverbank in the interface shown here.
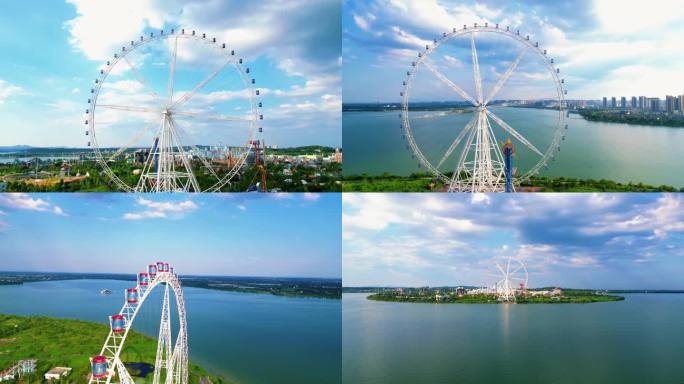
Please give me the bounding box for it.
[578,109,684,127]
[367,292,625,304]
[342,173,684,192]
[0,272,341,299]
[0,314,225,383]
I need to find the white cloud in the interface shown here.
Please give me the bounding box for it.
[0,79,23,104]
[123,197,198,220]
[302,193,320,201]
[0,194,66,216]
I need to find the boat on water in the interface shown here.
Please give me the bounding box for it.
[100,289,112,295]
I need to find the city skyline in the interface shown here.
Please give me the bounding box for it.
[343,193,684,289]
[0,0,341,147]
[343,0,684,102]
[0,193,341,278]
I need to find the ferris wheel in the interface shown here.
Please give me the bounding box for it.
[491,256,528,302]
[89,262,188,384]
[85,28,263,192]
[400,22,568,192]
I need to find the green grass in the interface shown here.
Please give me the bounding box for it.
[342,173,684,192]
[0,314,227,384]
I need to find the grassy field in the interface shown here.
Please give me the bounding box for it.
[0,314,227,383]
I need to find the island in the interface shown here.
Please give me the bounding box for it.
[365,287,624,304]
[0,314,225,383]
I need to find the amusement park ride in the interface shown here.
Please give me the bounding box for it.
[84,28,264,192]
[491,257,528,302]
[89,262,188,384]
[400,22,568,192]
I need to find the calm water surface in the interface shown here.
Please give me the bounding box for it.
[343,108,684,187]
[0,280,341,384]
[343,292,684,384]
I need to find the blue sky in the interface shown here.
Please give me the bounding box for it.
[343,193,684,289]
[343,0,684,102]
[0,0,341,147]
[0,193,341,278]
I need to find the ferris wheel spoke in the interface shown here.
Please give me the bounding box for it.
[173,110,254,122]
[98,104,157,114]
[171,118,221,180]
[485,110,544,157]
[470,32,483,105]
[485,47,528,105]
[422,60,478,107]
[436,113,478,169]
[107,121,155,162]
[449,115,478,186]
[122,56,163,105]
[172,59,234,109]
[510,264,525,275]
[168,36,179,103]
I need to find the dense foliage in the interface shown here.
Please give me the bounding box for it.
[0,314,224,383]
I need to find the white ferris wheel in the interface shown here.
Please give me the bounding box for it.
[85,28,263,192]
[491,256,528,302]
[400,22,568,192]
[89,262,188,384]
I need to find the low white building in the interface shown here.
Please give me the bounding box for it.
[44,367,72,381]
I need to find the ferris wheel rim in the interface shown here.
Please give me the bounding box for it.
[86,28,262,192]
[400,23,567,189]
[89,266,188,384]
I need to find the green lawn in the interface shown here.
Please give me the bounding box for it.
[0,314,226,383]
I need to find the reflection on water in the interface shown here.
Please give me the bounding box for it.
[344,293,684,384]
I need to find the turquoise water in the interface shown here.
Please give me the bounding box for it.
[343,108,684,187]
[0,280,341,384]
[343,292,684,384]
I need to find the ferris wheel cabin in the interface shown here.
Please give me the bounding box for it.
[156,262,165,272]
[148,264,157,278]
[90,355,108,378]
[139,272,150,286]
[126,288,139,304]
[110,314,125,333]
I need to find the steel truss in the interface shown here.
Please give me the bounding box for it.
[89,266,188,384]
[85,29,262,192]
[401,23,568,192]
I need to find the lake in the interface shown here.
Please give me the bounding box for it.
[342,108,684,187]
[343,292,684,384]
[0,279,341,384]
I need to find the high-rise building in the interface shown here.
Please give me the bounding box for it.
[676,96,681,112]
[639,96,647,110]
[680,94,684,113]
[631,96,637,109]
[602,97,607,109]
[666,95,676,113]
[620,97,626,109]
[650,98,660,112]
[611,97,616,108]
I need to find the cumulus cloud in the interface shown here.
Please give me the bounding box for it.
[344,0,684,100]
[64,0,341,147]
[0,194,66,216]
[123,197,198,220]
[343,193,684,288]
